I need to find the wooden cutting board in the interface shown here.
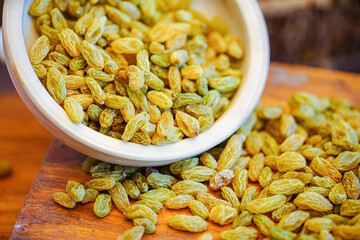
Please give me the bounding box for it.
[9,63,360,240]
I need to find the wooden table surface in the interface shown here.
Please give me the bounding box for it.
[1,63,360,240]
[0,90,52,238]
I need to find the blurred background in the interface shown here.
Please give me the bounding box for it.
[260,0,360,73]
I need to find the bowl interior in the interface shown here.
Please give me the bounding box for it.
[6,0,269,166]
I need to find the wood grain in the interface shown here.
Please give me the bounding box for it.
[263,63,360,105]
[0,93,52,240]
[259,0,333,17]
[8,63,360,240]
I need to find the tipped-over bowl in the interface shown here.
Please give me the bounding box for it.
[2,0,269,166]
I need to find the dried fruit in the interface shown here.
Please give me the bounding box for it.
[261,131,280,156]
[199,152,218,170]
[219,227,258,240]
[147,172,178,189]
[108,182,130,213]
[248,153,265,182]
[280,134,306,153]
[91,171,126,182]
[268,179,305,195]
[232,169,248,198]
[221,187,241,213]
[64,74,85,89]
[323,214,349,225]
[64,97,84,123]
[257,186,273,199]
[105,5,131,27]
[181,65,203,80]
[170,158,199,175]
[332,225,360,240]
[94,194,112,217]
[34,5,360,237]
[247,195,287,214]
[117,226,145,240]
[196,192,232,210]
[47,67,66,104]
[53,192,76,208]
[196,233,213,240]
[188,199,209,219]
[167,215,208,233]
[302,147,325,161]
[207,31,227,53]
[209,204,237,225]
[282,171,313,184]
[329,183,347,205]
[147,91,173,108]
[245,131,263,156]
[111,37,144,54]
[342,171,360,200]
[81,40,104,70]
[259,166,274,188]
[123,179,141,199]
[145,72,164,91]
[304,186,330,197]
[294,192,333,212]
[304,217,336,232]
[81,189,99,204]
[277,210,310,232]
[85,177,116,191]
[258,105,284,120]
[0,160,11,177]
[279,114,296,137]
[209,169,234,191]
[311,176,336,189]
[133,218,156,234]
[181,166,217,182]
[65,180,85,202]
[124,204,157,224]
[340,199,360,217]
[253,214,275,237]
[334,151,360,171]
[85,77,105,105]
[104,93,128,109]
[208,75,240,93]
[139,188,176,204]
[122,112,150,141]
[276,152,306,172]
[171,180,207,196]
[347,212,360,225]
[175,111,200,138]
[272,203,297,222]
[134,199,163,214]
[270,227,296,240]
[132,172,149,193]
[87,161,110,173]
[33,63,47,79]
[310,156,342,183]
[218,133,246,171]
[165,194,194,209]
[232,211,254,228]
[332,119,358,150]
[30,35,50,64]
[239,186,259,212]
[128,65,145,92]
[28,0,52,17]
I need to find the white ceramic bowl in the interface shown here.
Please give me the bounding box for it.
[2,0,269,166]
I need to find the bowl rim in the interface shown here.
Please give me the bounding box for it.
[2,0,269,166]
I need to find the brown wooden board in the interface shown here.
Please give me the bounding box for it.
[0,93,53,239]
[9,63,360,239]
